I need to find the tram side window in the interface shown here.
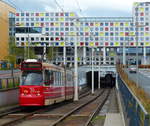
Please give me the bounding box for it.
[44,70,54,86]
[44,70,50,86]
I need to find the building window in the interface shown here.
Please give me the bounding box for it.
[31,37,34,41]
[16,37,19,41]
[21,37,24,41]
[41,37,44,41]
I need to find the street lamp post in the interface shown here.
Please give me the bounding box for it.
[74,18,79,101]
[91,47,94,94]
[98,48,101,89]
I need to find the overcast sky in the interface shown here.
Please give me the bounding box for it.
[4,0,150,17]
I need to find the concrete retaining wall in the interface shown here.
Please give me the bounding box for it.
[0,88,19,107]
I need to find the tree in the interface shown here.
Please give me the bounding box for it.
[47,47,57,62]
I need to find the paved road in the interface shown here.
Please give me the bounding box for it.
[124,68,150,96]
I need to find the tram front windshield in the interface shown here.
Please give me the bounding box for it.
[21,71,43,86]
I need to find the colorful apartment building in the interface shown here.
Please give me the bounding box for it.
[15,2,150,66]
[0,0,16,61]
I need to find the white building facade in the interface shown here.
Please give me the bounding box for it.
[15,2,150,66]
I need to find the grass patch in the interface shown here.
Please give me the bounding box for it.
[117,64,150,113]
[91,115,106,123]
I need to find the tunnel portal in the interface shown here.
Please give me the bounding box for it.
[86,71,115,88]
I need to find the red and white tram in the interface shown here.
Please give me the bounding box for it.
[19,59,74,106]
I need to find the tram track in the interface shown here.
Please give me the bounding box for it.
[0,89,111,126]
[0,88,91,126]
[50,89,110,126]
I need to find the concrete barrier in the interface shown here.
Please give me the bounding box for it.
[0,88,19,107]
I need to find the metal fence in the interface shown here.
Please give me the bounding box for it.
[0,77,20,89]
[118,75,150,126]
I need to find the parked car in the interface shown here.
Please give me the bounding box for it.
[129,65,137,73]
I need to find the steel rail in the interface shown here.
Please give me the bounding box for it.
[85,89,111,126]
[50,89,105,126]
[0,88,91,126]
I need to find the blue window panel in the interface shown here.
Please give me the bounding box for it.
[46,28,49,31]
[95,37,99,41]
[65,28,69,31]
[140,37,144,41]
[31,18,34,21]
[26,23,29,26]
[50,32,54,35]
[55,32,59,36]
[65,13,69,16]
[21,13,24,16]
[70,37,74,41]
[70,28,74,31]
[41,43,44,46]
[105,38,108,41]
[130,23,133,26]
[71,42,74,45]
[100,28,103,31]
[135,13,138,16]
[140,27,144,31]
[115,28,119,31]
[105,32,109,36]
[110,38,114,41]
[115,37,119,40]
[105,23,108,26]
[125,28,129,31]
[146,37,149,41]
[95,27,99,31]
[125,37,129,41]
[130,37,134,41]
[90,37,94,41]
[145,8,149,11]
[100,23,103,26]
[55,28,59,31]
[85,23,89,26]
[60,28,64,31]
[31,23,34,26]
[80,37,84,41]
[55,42,59,46]
[135,32,139,36]
[80,32,83,36]
[130,27,134,31]
[120,43,123,46]
[140,17,144,21]
[85,37,89,41]
[41,18,44,21]
[110,28,114,31]
[50,28,54,31]
[36,18,39,21]
[26,18,29,21]
[100,37,104,41]
[16,18,19,21]
[95,32,98,36]
[45,18,49,21]
[90,28,94,31]
[26,13,29,16]
[46,13,49,16]
[140,3,144,6]
[120,37,124,41]
[85,42,89,46]
[110,42,113,46]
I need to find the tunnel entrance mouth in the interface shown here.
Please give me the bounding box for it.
[100,74,115,88]
[86,72,115,89]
